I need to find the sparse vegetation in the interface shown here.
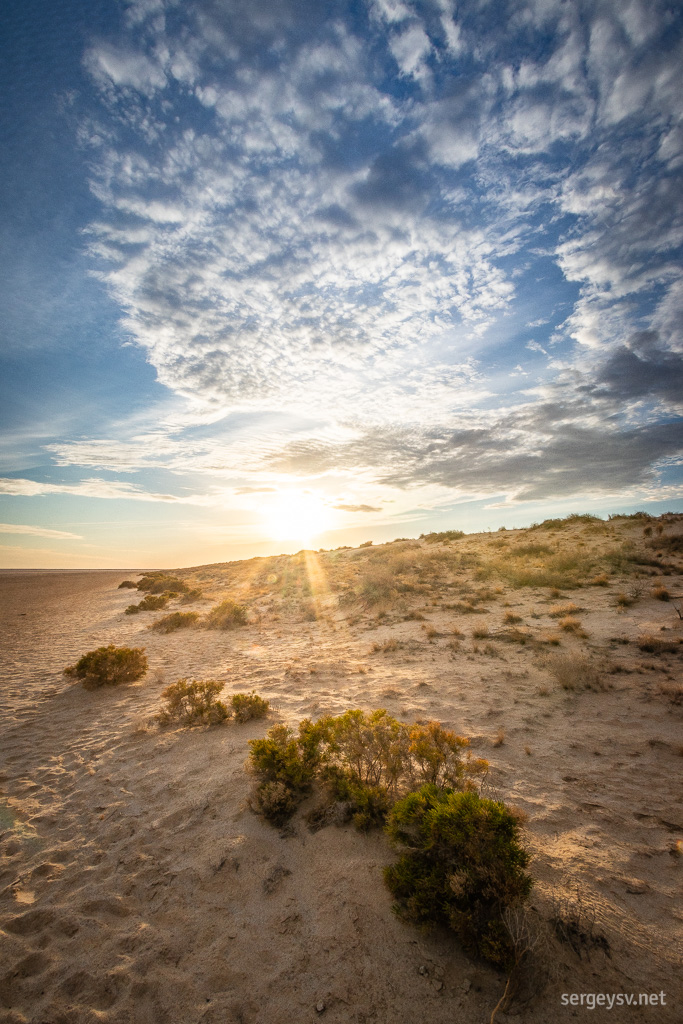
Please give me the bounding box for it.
[64,645,148,689]
[125,594,171,614]
[230,692,270,722]
[204,598,248,629]
[156,678,229,726]
[118,580,137,589]
[150,611,200,633]
[544,653,605,691]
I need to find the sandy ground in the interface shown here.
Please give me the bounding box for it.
[1,520,682,1023]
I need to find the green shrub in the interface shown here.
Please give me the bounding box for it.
[204,598,248,629]
[118,580,137,589]
[230,692,270,722]
[156,678,229,726]
[126,594,170,614]
[136,573,190,594]
[64,644,148,690]
[248,721,321,791]
[407,721,487,790]
[315,709,408,795]
[150,611,199,633]
[384,786,532,968]
[180,587,203,603]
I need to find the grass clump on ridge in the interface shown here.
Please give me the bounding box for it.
[204,598,249,629]
[64,644,148,690]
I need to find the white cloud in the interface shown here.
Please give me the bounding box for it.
[388,24,432,79]
[0,477,208,505]
[86,44,167,96]
[0,524,82,540]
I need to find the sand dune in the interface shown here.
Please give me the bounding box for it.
[1,518,682,1022]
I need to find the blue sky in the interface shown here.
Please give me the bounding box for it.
[1,0,682,567]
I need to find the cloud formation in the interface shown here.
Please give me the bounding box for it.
[3,0,682,544]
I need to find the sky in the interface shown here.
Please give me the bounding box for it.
[1,0,682,568]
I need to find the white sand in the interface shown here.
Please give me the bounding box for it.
[1,524,682,1023]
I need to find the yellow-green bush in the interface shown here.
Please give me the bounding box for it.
[156,678,229,726]
[204,598,248,629]
[230,692,270,722]
[64,645,148,689]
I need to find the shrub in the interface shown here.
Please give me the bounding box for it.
[230,692,270,722]
[156,678,229,726]
[136,573,190,595]
[558,616,586,636]
[637,634,679,655]
[180,587,203,603]
[384,786,532,968]
[248,721,322,792]
[150,611,200,633]
[248,710,488,829]
[548,603,582,618]
[407,721,487,790]
[251,781,300,826]
[204,598,248,629]
[126,594,170,614]
[652,585,670,601]
[544,653,603,690]
[118,580,137,589]
[64,644,148,690]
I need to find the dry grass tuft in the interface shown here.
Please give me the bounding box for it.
[544,653,605,691]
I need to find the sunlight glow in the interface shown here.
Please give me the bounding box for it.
[262,491,332,544]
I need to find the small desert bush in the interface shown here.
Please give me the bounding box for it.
[504,611,523,624]
[637,634,679,655]
[126,594,170,614]
[544,653,604,691]
[136,573,190,595]
[156,678,229,726]
[616,593,634,608]
[118,579,137,589]
[472,623,490,639]
[150,611,199,633]
[230,692,270,722]
[652,585,670,601]
[590,573,609,586]
[64,644,148,689]
[204,598,248,629]
[248,720,322,822]
[180,587,203,603]
[251,781,300,826]
[558,616,586,636]
[384,786,532,968]
[548,603,582,618]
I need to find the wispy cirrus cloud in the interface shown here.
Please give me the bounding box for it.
[0,476,209,505]
[0,523,82,540]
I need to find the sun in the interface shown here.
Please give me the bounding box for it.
[263,491,332,544]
